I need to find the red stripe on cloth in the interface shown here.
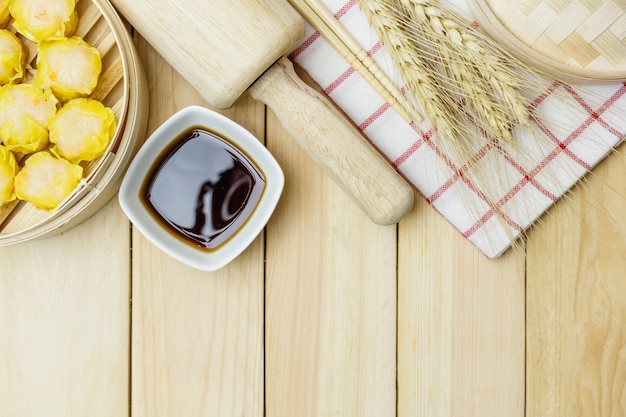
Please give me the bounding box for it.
[529,81,560,109]
[395,80,589,239]
[359,103,390,130]
[325,67,355,94]
[498,146,558,201]
[460,85,566,237]
[562,83,626,139]
[468,106,560,202]
[394,129,431,166]
[369,41,383,55]
[528,83,591,169]
[460,95,560,202]
[337,0,357,17]
[325,40,385,94]
[290,0,357,59]
[460,92,559,203]
[540,126,591,170]
[292,1,396,125]
[529,83,625,171]
[461,82,626,238]
[290,31,321,59]
[426,83,569,238]
[426,168,462,205]
[415,126,523,234]
[386,94,530,237]
[426,141,490,204]
[462,148,560,239]
[462,213,497,239]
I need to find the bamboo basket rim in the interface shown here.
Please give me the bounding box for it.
[470,0,626,84]
[0,0,148,245]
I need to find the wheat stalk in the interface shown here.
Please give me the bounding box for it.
[354,0,552,244]
[355,0,624,250]
[355,0,537,149]
[287,0,424,123]
[356,2,454,133]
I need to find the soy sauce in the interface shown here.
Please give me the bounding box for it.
[141,126,265,251]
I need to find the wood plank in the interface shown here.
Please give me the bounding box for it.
[526,148,626,417]
[130,37,265,417]
[0,198,130,417]
[398,197,526,417]
[264,69,398,416]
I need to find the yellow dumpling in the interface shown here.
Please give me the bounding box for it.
[0,0,10,28]
[0,29,26,85]
[49,98,116,163]
[0,84,58,153]
[34,36,101,102]
[0,144,18,205]
[9,0,77,43]
[14,151,82,210]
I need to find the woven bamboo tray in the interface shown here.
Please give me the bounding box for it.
[0,0,149,245]
[470,0,626,83]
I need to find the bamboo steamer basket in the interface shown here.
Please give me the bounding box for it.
[0,0,148,245]
[470,0,626,83]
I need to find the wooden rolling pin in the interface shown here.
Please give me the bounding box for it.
[109,0,414,225]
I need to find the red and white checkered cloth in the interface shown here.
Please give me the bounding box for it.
[290,0,626,258]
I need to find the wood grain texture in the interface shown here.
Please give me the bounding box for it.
[112,0,415,226]
[398,197,526,417]
[0,199,130,417]
[263,68,398,417]
[129,37,265,417]
[249,56,414,225]
[110,0,304,109]
[526,148,626,417]
[3,7,626,416]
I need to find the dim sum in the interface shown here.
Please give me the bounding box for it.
[9,0,77,43]
[0,29,25,85]
[0,83,58,153]
[14,150,82,210]
[49,98,116,163]
[34,36,101,101]
[0,0,10,28]
[0,144,17,205]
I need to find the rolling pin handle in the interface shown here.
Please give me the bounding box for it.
[249,56,414,225]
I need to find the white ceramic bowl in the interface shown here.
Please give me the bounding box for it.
[119,105,284,271]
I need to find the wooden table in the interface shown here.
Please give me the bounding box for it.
[2,33,626,417]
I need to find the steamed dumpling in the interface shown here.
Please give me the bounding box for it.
[34,36,101,102]
[9,0,78,43]
[0,144,18,205]
[49,98,116,163]
[14,150,82,210]
[0,0,10,28]
[0,83,58,153]
[0,29,26,85]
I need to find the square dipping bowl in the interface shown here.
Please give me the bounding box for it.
[119,106,284,271]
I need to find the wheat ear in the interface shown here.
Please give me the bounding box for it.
[356,2,461,136]
[356,0,537,148]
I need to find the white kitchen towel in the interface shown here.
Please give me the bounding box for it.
[290,0,626,258]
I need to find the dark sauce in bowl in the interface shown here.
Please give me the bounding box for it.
[140,126,265,251]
